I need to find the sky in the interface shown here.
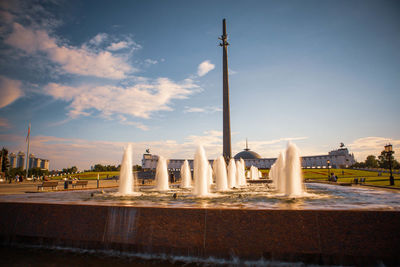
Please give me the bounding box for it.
[0,0,399,170]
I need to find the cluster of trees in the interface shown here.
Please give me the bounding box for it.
[91,164,120,172]
[62,166,78,173]
[352,150,399,169]
[90,164,142,172]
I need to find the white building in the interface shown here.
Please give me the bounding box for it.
[141,147,356,171]
[142,153,213,171]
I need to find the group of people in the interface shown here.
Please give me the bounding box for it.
[10,175,48,183]
[328,173,338,182]
[14,175,23,183]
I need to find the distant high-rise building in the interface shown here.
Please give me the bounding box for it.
[16,152,25,169]
[40,159,49,170]
[33,158,41,168]
[28,154,35,169]
[9,153,16,169]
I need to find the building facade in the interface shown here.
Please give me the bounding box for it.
[141,148,356,171]
[40,159,49,170]
[33,158,42,168]
[28,154,36,169]
[9,153,16,168]
[9,151,49,170]
[16,152,25,169]
[142,153,213,171]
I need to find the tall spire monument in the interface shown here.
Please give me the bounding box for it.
[219,18,231,163]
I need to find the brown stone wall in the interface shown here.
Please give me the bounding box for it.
[0,202,399,265]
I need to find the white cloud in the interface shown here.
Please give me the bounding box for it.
[89,33,108,45]
[4,23,134,79]
[144,59,158,65]
[0,76,23,108]
[197,60,215,77]
[228,68,237,75]
[117,115,149,131]
[184,106,222,113]
[44,77,200,120]
[348,137,400,161]
[107,41,129,51]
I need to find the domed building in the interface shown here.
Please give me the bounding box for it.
[234,139,262,160]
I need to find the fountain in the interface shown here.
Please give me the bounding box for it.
[214,155,228,191]
[155,156,169,191]
[269,161,277,186]
[1,141,399,266]
[276,152,286,194]
[227,158,237,188]
[208,163,213,185]
[236,159,246,186]
[240,158,247,186]
[284,142,304,196]
[180,160,192,188]
[192,145,210,196]
[250,165,259,180]
[117,143,134,195]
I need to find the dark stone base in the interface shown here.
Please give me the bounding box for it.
[1,202,399,265]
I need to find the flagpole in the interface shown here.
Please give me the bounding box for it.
[25,123,30,179]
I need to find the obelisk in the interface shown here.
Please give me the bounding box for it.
[219,18,231,163]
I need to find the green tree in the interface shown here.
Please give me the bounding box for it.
[92,164,119,172]
[133,165,142,171]
[28,167,49,177]
[378,150,399,169]
[62,166,78,173]
[0,147,10,174]
[351,161,366,168]
[9,167,25,178]
[365,155,379,168]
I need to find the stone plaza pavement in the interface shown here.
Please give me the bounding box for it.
[0,179,121,195]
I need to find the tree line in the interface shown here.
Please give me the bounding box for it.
[352,149,399,169]
[90,164,142,172]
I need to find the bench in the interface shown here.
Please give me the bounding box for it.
[72,180,88,188]
[353,178,366,184]
[37,181,59,191]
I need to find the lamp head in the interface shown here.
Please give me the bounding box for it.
[385,144,393,153]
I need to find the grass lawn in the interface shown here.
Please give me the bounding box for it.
[259,168,400,188]
[51,171,119,180]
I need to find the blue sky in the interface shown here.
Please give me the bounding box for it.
[0,0,399,170]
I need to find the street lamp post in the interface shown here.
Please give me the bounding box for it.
[384,144,395,186]
[327,160,331,181]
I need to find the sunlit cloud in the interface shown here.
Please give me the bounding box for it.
[89,33,108,46]
[117,115,149,131]
[348,137,400,161]
[184,106,222,114]
[197,60,215,77]
[44,77,200,121]
[144,59,158,65]
[0,76,23,108]
[4,23,135,79]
